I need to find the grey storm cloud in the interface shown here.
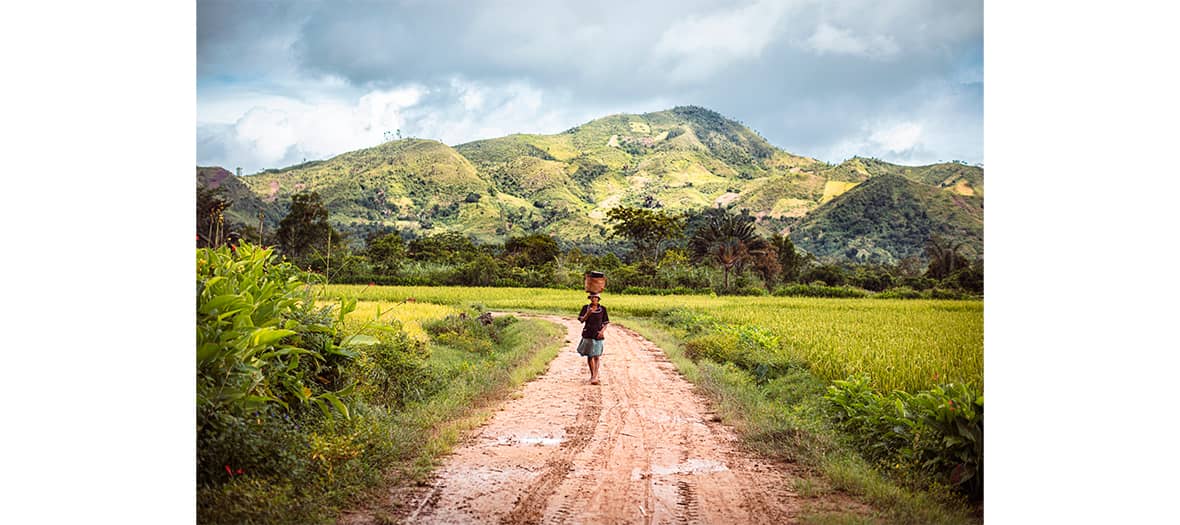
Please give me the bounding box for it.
[197,0,982,173]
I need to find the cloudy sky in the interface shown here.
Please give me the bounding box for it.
[197,0,982,175]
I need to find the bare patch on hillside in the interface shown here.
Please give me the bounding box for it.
[715,192,742,207]
[820,181,859,203]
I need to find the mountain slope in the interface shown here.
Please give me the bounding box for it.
[197,166,282,229]
[197,106,982,262]
[789,173,983,265]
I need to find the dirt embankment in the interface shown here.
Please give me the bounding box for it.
[344,314,803,524]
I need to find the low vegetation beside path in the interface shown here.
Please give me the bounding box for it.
[197,245,565,524]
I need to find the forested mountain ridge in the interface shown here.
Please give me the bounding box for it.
[198,106,982,263]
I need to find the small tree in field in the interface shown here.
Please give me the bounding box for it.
[277,191,341,266]
[503,233,561,268]
[605,206,684,263]
[367,233,407,276]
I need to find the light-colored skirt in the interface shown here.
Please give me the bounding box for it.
[577,338,604,357]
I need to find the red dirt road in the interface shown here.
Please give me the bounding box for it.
[348,314,802,524]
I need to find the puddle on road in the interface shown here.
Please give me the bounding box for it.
[631,458,729,480]
[492,435,564,446]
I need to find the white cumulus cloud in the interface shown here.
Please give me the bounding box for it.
[197,85,426,173]
[653,0,793,82]
[806,22,899,59]
[870,121,923,152]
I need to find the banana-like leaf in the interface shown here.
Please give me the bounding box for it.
[320,392,350,419]
[252,328,297,347]
[200,294,244,314]
[196,343,222,363]
[311,398,331,418]
[258,346,313,360]
[341,334,380,346]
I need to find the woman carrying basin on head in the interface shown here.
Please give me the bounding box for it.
[576,292,609,385]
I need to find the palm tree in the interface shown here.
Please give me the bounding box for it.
[925,236,968,279]
[689,209,769,290]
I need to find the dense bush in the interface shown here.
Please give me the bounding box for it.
[197,242,358,491]
[875,286,924,299]
[656,308,717,335]
[683,323,803,384]
[720,285,768,296]
[773,283,870,298]
[425,311,517,355]
[850,267,894,292]
[800,264,847,286]
[620,285,710,295]
[349,323,438,408]
[897,275,937,291]
[929,288,973,300]
[825,376,983,501]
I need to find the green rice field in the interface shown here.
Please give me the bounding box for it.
[323,285,982,392]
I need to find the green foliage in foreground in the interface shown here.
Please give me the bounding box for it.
[197,244,356,456]
[198,245,566,524]
[826,377,983,501]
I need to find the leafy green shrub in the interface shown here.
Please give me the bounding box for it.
[656,308,717,335]
[197,242,360,517]
[683,323,801,384]
[928,288,971,300]
[620,285,708,295]
[683,332,742,364]
[197,242,355,427]
[898,275,937,291]
[424,311,517,354]
[875,286,923,299]
[350,325,438,408]
[800,264,847,286]
[773,283,870,298]
[825,376,983,500]
[721,285,768,296]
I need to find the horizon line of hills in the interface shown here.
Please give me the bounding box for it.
[198,105,982,265]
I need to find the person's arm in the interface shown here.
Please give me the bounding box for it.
[598,307,610,336]
[578,304,589,322]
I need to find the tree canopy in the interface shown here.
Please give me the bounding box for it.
[277,191,340,264]
[605,206,684,262]
[688,208,768,289]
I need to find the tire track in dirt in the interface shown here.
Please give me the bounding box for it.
[501,376,602,524]
[350,314,802,524]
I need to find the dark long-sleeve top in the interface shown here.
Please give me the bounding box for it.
[578,304,609,340]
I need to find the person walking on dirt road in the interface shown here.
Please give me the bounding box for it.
[576,293,609,385]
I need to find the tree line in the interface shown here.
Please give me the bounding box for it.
[199,188,982,296]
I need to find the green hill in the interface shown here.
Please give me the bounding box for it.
[788,173,983,265]
[197,166,281,229]
[197,106,982,262]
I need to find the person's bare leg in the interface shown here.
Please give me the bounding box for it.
[586,357,593,380]
[590,356,600,383]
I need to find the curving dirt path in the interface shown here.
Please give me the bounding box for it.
[348,314,802,524]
